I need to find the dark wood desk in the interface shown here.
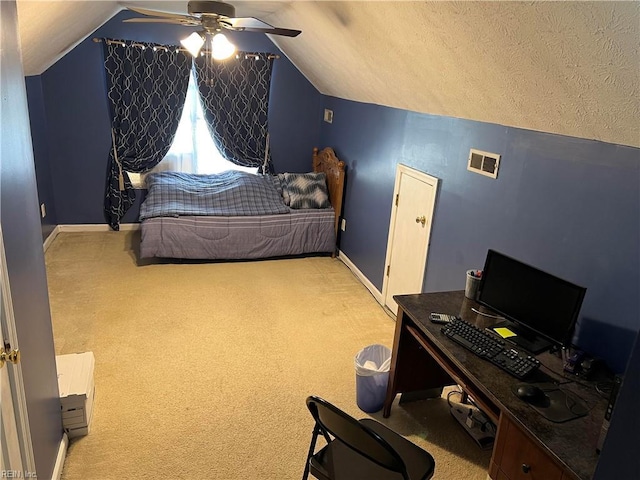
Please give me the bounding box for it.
[384,291,606,480]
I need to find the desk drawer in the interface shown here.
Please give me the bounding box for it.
[497,417,563,480]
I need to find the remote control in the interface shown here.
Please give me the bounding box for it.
[429,313,459,324]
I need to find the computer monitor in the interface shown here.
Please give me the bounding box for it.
[477,249,586,354]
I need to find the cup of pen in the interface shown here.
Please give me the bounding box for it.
[465,269,482,300]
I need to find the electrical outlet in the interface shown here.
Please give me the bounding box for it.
[40,203,46,218]
[340,218,346,231]
[323,109,333,124]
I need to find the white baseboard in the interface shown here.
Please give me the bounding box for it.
[58,223,140,232]
[52,433,68,480]
[337,250,383,305]
[43,226,61,252]
[43,224,140,252]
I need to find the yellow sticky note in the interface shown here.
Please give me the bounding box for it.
[494,327,517,339]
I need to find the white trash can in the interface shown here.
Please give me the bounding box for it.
[354,344,391,413]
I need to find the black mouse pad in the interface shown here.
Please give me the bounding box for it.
[511,382,588,423]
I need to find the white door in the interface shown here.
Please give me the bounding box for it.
[0,227,35,475]
[382,165,438,314]
[1,341,24,472]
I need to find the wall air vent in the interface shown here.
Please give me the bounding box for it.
[467,149,500,179]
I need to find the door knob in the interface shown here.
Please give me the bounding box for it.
[0,347,20,369]
[415,216,426,226]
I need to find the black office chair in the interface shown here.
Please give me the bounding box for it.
[303,396,435,480]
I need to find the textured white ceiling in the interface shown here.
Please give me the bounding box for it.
[17,1,119,74]
[16,1,640,148]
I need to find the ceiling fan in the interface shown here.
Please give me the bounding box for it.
[124,1,301,60]
[124,1,302,37]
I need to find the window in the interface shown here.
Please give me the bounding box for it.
[128,69,257,187]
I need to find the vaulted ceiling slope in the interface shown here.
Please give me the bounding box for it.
[16,1,640,148]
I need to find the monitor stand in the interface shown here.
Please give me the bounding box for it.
[488,320,552,354]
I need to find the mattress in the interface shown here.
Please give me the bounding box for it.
[139,208,336,260]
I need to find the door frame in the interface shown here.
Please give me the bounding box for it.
[0,225,36,474]
[382,164,439,314]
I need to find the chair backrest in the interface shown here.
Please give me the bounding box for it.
[306,396,407,476]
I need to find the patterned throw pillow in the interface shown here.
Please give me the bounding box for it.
[277,173,290,206]
[284,172,331,209]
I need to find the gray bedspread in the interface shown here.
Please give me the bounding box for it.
[139,171,289,220]
[139,209,336,259]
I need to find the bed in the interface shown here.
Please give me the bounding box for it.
[138,147,346,260]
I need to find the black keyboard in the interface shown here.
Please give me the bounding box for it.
[441,318,540,379]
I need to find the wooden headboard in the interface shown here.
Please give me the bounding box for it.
[312,147,346,238]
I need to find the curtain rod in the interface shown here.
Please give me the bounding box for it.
[92,38,279,59]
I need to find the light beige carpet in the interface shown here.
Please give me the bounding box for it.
[45,231,491,479]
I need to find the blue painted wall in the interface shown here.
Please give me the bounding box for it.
[1,2,62,478]
[26,10,323,225]
[24,75,57,241]
[320,97,639,373]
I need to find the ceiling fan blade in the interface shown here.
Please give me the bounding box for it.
[123,6,302,37]
[123,18,201,26]
[127,6,193,20]
[225,18,301,37]
[241,27,302,37]
[225,26,302,37]
[227,17,276,30]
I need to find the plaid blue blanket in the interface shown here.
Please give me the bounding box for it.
[139,171,290,220]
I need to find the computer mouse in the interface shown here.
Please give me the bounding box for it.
[515,384,545,402]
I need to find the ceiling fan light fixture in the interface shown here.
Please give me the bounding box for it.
[210,32,236,60]
[181,31,205,57]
